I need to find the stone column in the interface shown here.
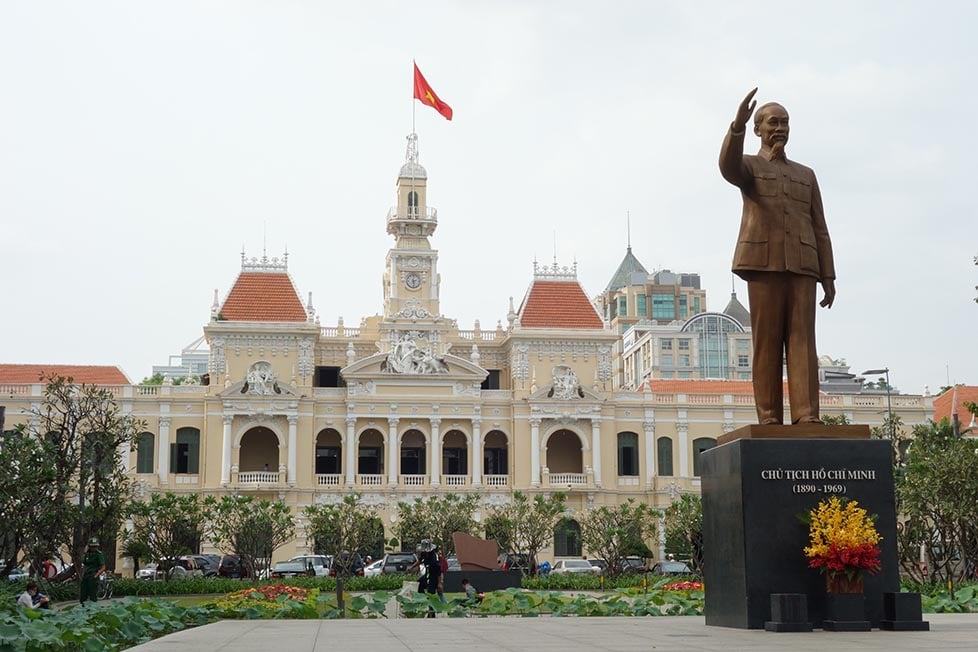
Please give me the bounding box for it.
[158,416,171,484]
[677,419,690,478]
[221,415,233,485]
[471,419,482,487]
[429,418,441,487]
[287,415,298,486]
[345,417,356,486]
[590,418,602,487]
[643,420,656,488]
[388,417,400,487]
[530,417,541,486]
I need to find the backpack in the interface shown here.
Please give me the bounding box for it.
[439,553,448,573]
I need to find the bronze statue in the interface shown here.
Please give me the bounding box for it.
[719,88,836,425]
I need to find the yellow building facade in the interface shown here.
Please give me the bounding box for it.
[1,135,934,570]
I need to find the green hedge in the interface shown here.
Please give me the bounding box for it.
[110,573,408,597]
[523,573,672,591]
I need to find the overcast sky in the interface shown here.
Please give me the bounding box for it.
[2,1,975,395]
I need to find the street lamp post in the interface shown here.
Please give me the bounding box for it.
[862,367,893,439]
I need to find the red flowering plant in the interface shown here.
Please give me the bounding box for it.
[803,496,881,583]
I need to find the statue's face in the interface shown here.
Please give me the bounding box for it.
[754,104,790,150]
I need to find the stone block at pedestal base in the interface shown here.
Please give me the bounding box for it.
[823,593,871,631]
[764,593,812,632]
[880,592,930,631]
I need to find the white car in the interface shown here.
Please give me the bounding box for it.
[287,554,332,577]
[551,559,597,575]
[135,563,158,580]
[363,559,383,577]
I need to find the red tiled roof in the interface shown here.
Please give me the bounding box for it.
[0,364,130,385]
[933,385,978,425]
[518,280,604,329]
[642,379,789,394]
[220,272,308,322]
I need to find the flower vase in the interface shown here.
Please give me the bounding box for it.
[825,572,864,594]
[823,572,870,631]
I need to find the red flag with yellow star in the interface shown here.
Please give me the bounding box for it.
[413,63,453,121]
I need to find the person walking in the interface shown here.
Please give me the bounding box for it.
[79,537,106,604]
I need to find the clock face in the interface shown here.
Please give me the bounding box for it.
[405,273,422,289]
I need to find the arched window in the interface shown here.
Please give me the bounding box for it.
[617,432,639,476]
[554,519,582,557]
[692,437,717,477]
[171,428,200,474]
[657,437,674,477]
[408,191,419,217]
[135,432,154,474]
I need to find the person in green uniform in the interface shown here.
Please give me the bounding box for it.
[80,537,106,604]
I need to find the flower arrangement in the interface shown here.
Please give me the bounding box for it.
[662,580,704,592]
[804,496,881,587]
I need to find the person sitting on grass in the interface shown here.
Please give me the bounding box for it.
[17,581,51,610]
[461,578,483,606]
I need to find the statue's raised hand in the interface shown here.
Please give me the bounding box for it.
[734,87,758,131]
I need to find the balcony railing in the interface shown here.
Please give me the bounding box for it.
[617,476,640,487]
[357,474,385,486]
[484,475,509,487]
[400,474,428,486]
[316,474,342,486]
[237,471,282,484]
[442,475,468,487]
[320,326,361,338]
[549,473,587,485]
[386,206,438,222]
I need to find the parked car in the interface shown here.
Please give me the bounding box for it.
[156,556,205,579]
[551,559,597,575]
[191,555,219,577]
[218,555,250,579]
[445,555,460,572]
[589,559,609,576]
[287,555,331,577]
[381,552,417,575]
[135,563,158,580]
[649,561,695,576]
[330,552,365,578]
[499,553,534,574]
[363,559,384,577]
[270,561,311,579]
[618,556,648,574]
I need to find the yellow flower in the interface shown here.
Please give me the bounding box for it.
[804,496,880,559]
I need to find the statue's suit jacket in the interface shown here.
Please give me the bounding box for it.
[719,126,835,282]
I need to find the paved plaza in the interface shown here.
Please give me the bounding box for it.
[130,614,978,652]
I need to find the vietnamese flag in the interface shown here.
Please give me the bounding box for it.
[413,63,453,121]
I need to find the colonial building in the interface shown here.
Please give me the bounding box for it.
[0,134,936,570]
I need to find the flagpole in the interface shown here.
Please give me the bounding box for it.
[411,60,416,135]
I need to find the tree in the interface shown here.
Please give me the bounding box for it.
[482,513,511,554]
[128,492,208,579]
[820,414,851,425]
[870,413,911,469]
[0,426,57,578]
[486,491,566,576]
[303,494,381,571]
[579,500,659,576]
[4,375,143,574]
[205,495,295,580]
[392,493,480,555]
[895,418,978,587]
[663,494,704,571]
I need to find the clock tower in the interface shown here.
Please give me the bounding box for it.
[383,132,441,321]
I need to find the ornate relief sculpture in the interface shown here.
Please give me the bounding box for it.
[549,365,584,400]
[382,333,449,374]
[243,361,281,395]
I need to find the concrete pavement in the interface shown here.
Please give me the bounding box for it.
[129,614,978,651]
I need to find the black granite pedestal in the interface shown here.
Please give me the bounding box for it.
[701,431,900,629]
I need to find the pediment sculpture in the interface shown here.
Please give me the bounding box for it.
[382,333,449,374]
[242,361,282,395]
[548,365,584,400]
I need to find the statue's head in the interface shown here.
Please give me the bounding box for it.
[753,102,789,150]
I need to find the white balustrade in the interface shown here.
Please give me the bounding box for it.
[442,475,468,487]
[484,475,509,487]
[549,473,587,485]
[617,477,640,487]
[237,471,281,484]
[316,474,342,486]
[174,475,199,485]
[357,474,385,486]
[399,474,428,486]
